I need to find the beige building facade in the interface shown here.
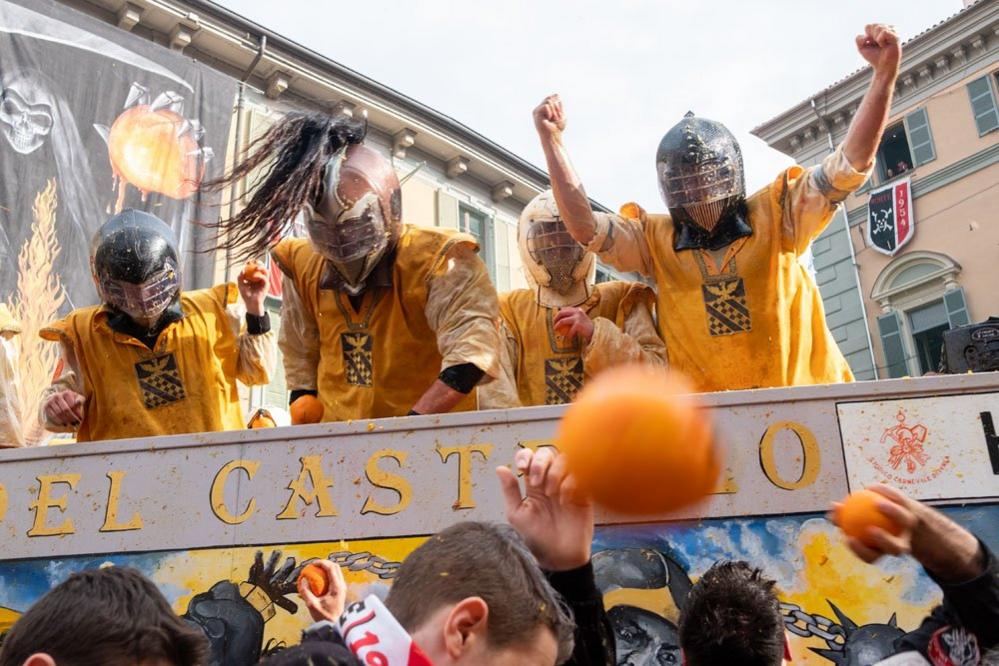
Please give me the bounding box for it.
[754,0,998,379]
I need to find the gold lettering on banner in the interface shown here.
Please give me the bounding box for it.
[361,449,413,516]
[28,474,81,537]
[759,421,821,490]
[514,439,560,477]
[436,444,493,510]
[211,460,261,525]
[712,472,739,495]
[0,484,6,523]
[277,455,338,520]
[100,471,143,532]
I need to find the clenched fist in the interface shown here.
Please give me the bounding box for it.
[533,94,566,141]
[857,23,901,77]
[43,389,84,428]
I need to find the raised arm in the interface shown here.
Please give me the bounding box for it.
[842,24,902,172]
[534,95,599,246]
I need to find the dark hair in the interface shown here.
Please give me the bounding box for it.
[679,560,785,666]
[202,111,366,261]
[0,566,208,666]
[386,521,575,663]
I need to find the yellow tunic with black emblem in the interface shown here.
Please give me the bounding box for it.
[496,281,664,406]
[273,225,500,421]
[39,285,257,442]
[587,146,869,392]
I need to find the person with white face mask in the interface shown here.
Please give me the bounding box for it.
[480,190,664,408]
[38,209,274,442]
[535,24,902,392]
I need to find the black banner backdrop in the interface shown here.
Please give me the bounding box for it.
[0,0,236,311]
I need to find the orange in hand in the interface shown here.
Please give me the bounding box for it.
[290,394,323,425]
[556,365,719,515]
[835,489,904,547]
[240,261,268,287]
[298,562,330,596]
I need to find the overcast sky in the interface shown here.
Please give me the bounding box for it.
[220,0,959,208]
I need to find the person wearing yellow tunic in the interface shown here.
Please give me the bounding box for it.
[533,24,902,392]
[0,305,24,447]
[205,113,504,421]
[39,209,275,442]
[480,191,664,408]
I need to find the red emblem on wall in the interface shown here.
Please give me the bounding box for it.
[865,408,951,485]
[881,409,929,473]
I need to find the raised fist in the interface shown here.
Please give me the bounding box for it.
[856,23,901,77]
[533,94,566,140]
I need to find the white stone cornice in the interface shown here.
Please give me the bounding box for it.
[446,156,469,179]
[265,71,290,100]
[117,2,144,31]
[392,128,416,159]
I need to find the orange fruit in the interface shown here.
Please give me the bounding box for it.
[835,490,904,547]
[298,563,329,596]
[247,408,277,429]
[290,395,324,425]
[240,261,268,286]
[556,365,719,515]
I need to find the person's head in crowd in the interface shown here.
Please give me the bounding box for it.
[385,521,575,665]
[0,566,207,666]
[678,561,787,666]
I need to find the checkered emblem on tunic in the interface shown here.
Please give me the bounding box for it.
[341,332,373,387]
[134,353,186,409]
[702,277,752,336]
[545,357,584,405]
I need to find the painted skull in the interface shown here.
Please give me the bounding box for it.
[0,85,53,155]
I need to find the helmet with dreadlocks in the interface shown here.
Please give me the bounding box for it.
[518,190,594,308]
[206,113,402,294]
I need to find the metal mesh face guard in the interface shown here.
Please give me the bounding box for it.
[306,193,389,265]
[656,113,745,210]
[99,261,180,321]
[526,218,585,293]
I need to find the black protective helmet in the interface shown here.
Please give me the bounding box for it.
[656,112,746,231]
[91,209,181,324]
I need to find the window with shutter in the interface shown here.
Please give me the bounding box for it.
[967,75,999,136]
[904,107,935,166]
[944,287,970,328]
[459,203,496,283]
[877,311,908,378]
[436,191,459,229]
[875,122,914,181]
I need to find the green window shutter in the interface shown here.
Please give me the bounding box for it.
[967,76,999,136]
[436,190,459,229]
[944,287,970,328]
[904,107,935,166]
[457,202,496,284]
[877,311,908,378]
[494,219,511,292]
